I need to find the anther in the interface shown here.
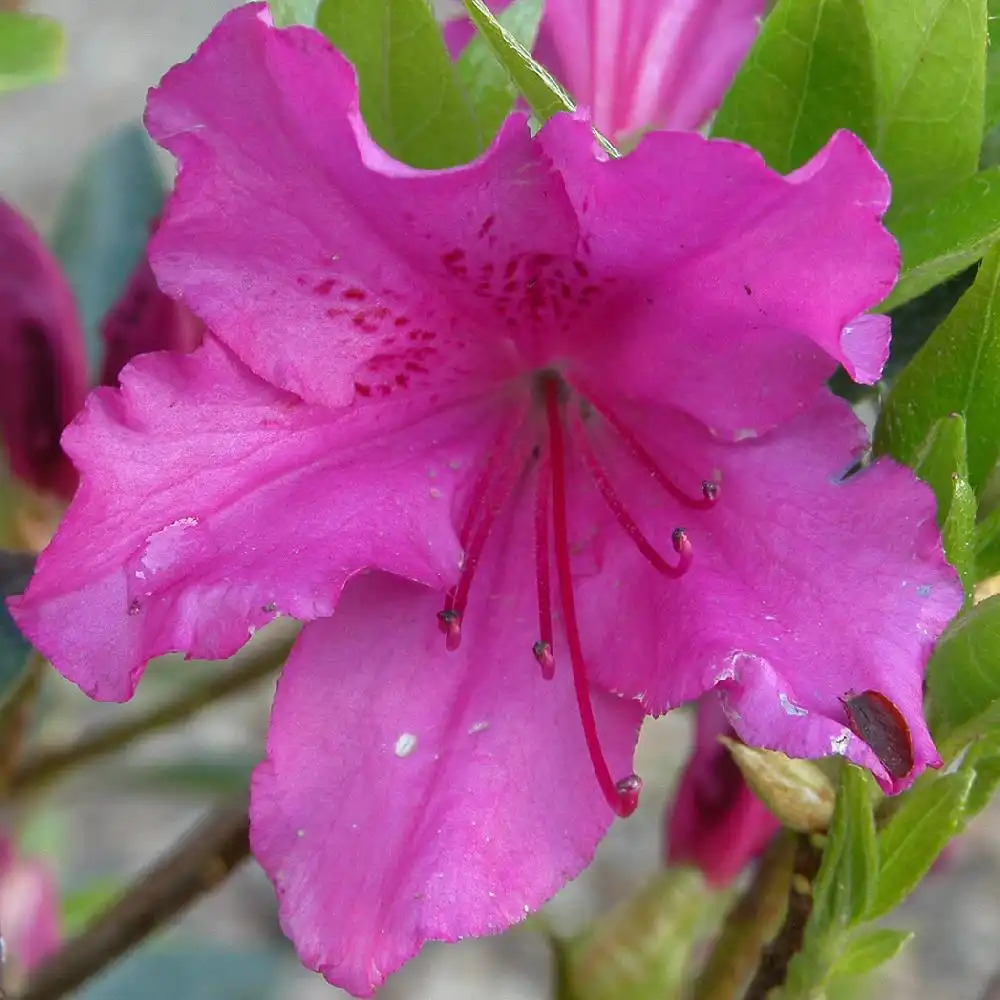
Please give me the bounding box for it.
[671,527,694,574]
[437,609,462,651]
[701,481,720,504]
[614,774,643,817]
[533,640,555,678]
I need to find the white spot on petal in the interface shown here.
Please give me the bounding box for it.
[297,829,306,838]
[468,721,490,735]
[779,692,808,717]
[831,729,851,755]
[734,428,758,441]
[395,732,418,757]
[429,487,443,499]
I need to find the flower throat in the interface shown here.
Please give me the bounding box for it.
[437,373,719,818]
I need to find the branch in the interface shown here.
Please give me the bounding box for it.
[691,832,797,1000]
[17,798,251,1000]
[741,834,823,1000]
[8,627,297,798]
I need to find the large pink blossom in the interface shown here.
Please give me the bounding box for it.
[445,0,766,143]
[10,6,960,995]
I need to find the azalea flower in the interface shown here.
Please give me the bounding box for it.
[445,0,767,144]
[10,6,960,995]
[666,696,780,885]
[0,197,202,505]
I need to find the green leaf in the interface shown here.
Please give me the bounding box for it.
[812,765,878,930]
[913,414,977,589]
[864,0,987,206]
[880,169,1000,311]
[269,0,321,25]
[457,0,544,139]
[49,124,165,375]
[0,551,37,713]
[316,0,484,168]
[866,770,974,920]
[875,246,1000,494]
[831,928,914,977]
[928,595,1000,749]
[963,730,1000,817]
[711,0,876,172]
[63,878,122,936]
[0,12,64,92]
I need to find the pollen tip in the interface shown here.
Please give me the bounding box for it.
[614,774,643,817]
[533,640,555,679]
[437,609,463,650]
[671,527,693,574]
[701,480,720,504]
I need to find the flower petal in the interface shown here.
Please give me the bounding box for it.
[541,124,898,435]
[252,572,642,996]
[145,3,580,409]
[541,0,766,139]
[0,832,61,976]
[665,696,779,884]
[568,390,959,791]
[0,199,88,498]
[9,338,510,700]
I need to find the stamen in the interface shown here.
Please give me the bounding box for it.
[439,414,530,651]
[544,377,642,818]
[533,452,556,679]
[576,383,720,510]
[576,422,692,579]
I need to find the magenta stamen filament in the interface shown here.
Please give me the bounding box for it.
[544,378,641,818]
[533,452,556,679]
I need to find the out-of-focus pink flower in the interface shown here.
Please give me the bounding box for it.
[446,0,766,143]
[99,250,204,388]
[666,696,780,885]
[0,200,88,499]
[10,7,960,995]
[0,199,203,502]
[0,833,61,978]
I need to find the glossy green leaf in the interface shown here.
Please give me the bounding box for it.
[316,0,484,168]
[881,169,1000,311]
[457,0,544,138]
[0,13,64,92]
[876,246,1000,494]
[864,0,987,205]
[866,770,974,921]
[0,551,36,713]
[928,595,1000,749]
[49,124,165,375]
[711,0,875,172]
[270,0,321,25]
[831,928,914,978]
[913,414,977,589]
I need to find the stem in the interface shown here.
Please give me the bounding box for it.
[691,832,798,1000]
[0,652,46,790]
[9,626,297,798]
[16,798,251,1000]
[741,835,823,1000]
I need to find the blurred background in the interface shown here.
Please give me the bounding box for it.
[2,2,1000,998]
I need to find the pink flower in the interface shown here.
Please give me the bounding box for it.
[10,6,960,995]
[0,200,203,503]
[0,199,88,499]
[0,832,61,979]
[446,0,766,143]
[666,696,779,885]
